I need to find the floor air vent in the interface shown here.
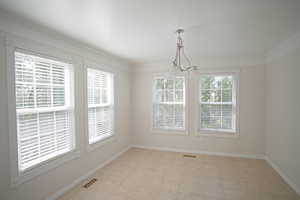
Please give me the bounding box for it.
[183,154,197,158]
[83,178,97,188]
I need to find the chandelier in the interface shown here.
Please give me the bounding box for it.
[172,29,198,72]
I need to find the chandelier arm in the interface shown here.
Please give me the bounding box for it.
[173,47,179,67]
[182,48,192,67]
[179,48,182,69]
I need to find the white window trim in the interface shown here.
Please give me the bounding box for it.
[83,63,115,152]
[193,69,240,138]
[6,38,81,187]
[151,72,189,135]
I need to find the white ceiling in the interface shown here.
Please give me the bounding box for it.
[0,0,300,65]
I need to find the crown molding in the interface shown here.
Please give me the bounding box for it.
[0,9,133,72]
[133,55,266,72]
[266,31,300,63]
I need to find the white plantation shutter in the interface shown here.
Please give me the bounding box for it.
[199,74,236,132]
[87,68,114,144]
[153,76,185,130]
[15,52,74,171]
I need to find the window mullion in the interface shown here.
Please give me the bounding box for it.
[50,64,58,153]
[221,81,223,130]
[32,61,42,160]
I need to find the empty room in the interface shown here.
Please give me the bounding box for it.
[0,0,300,200]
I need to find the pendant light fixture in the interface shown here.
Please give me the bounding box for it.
[172,29,198,72]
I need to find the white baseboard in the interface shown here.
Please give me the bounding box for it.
[46,146,131,200]
[265,157,300,196]
[131,145,266,160]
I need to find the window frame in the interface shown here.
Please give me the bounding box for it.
[15,51,76,172]
[7,42,80,187]
[84,64,115,152]
[195,69,240,137]
[151,73,189,135]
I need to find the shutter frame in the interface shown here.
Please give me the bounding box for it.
[152,75,186,132]
[87,68,114,144]
[198,73,238,134]
[14,51,75,171]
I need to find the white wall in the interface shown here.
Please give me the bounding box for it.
[266,32,300,194]
[0,14,132,200]
[132,63,266,157]
[0,32,10,199]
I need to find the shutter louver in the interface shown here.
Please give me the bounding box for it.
[15,52,74,171]
[153,76,185,130]
[199,74,236,132]
[87,68,114,144]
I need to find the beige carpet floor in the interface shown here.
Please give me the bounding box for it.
[59,148,299,200]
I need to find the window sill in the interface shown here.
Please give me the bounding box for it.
[197,129,239,138]
[151,128,188,136]
[11,149,80,187]
[87,134,114,152]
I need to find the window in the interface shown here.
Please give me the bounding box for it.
[87,68,114,144]
[14,51,74,172]
[152,76,185,131]
[199,73,237,133]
